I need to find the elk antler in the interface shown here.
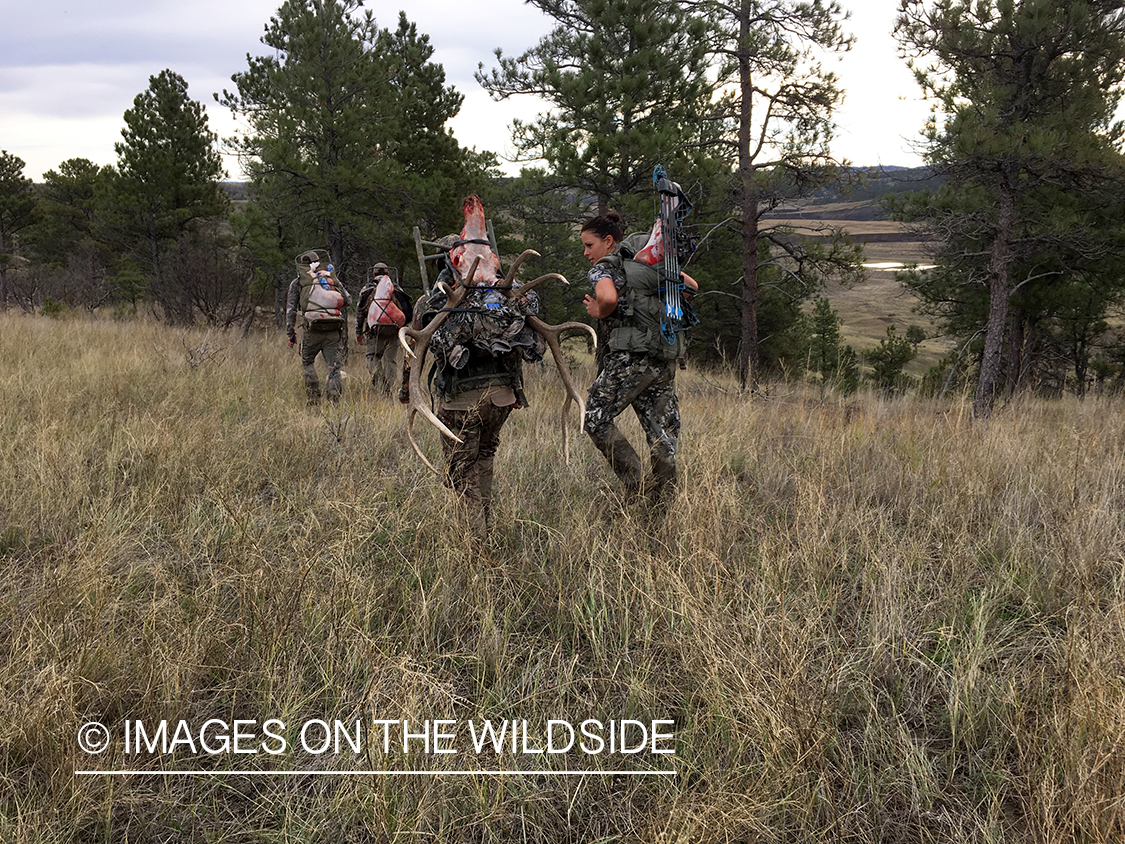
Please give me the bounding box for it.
[504,249,539,286]
[511,272,568,299]
[501,250,567,300]
[526,315,597,464]
[503,269,597,464]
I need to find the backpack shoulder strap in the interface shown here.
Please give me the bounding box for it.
[596,253,623,273]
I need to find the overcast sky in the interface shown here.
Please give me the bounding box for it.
[1,0,932,182]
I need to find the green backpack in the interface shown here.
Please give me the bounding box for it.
[598,232,689,361]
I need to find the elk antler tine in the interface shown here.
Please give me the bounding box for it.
[561,393,581,464]
[527,315,597,465]
[405,335,463,477]
[401,284,473,474]
[464,256,481,287]
[508,272,568,300]
[399,325,419,360]
[407,408,446,476]
[554,320,598,348]
[504,249,541,286]
[408,373,463,445]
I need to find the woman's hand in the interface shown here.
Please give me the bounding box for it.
[583,293,601,318]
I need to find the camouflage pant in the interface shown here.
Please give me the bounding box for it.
[300,325,345,402]
[438,399,514,537]
[364,327,402,395]
[584,350,680,500]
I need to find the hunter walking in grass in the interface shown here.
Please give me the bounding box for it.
[286,249,351,405]
[408,260,528,540]
[355,262,412,396]
[581,212,697,504]
[402,198,593,540]
[401,206,551,540]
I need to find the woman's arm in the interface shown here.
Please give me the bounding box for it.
[583,275,618,319]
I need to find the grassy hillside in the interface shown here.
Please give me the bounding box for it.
[2,313,1124,842]
[763,182,947,374]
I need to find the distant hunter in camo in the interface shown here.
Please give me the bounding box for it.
[286,249,352,405]
[355,262,412,397]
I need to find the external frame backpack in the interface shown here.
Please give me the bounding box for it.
[366,275,411,330]
[299,268,347,328]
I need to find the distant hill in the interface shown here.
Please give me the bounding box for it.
[221,182,249,202]
[831,165,943,204]
[767,166,943,222]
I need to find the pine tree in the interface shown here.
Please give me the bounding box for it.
[809,296,842,379]
[219,1,474,286]
[687,0,861,391]
[865,324,917,394]
[476,0,711,218]
[29,159,108,269]
[0,151,38,309]
[896,0,1125,417]
[106,69,228,322]
[25,159,119,310]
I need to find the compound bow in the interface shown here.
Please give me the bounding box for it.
[652,164,696,346]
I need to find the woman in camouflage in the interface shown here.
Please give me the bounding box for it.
[580,213,697,504]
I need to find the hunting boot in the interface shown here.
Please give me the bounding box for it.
[646,442,677,505]
[590,426,645,498]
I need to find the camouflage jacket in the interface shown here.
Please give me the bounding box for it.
[588,258,628,365]
[418,269,545,403]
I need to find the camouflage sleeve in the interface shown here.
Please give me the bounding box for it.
[355,284,373,336]
[586,264,605,291]
[589,260,627,319]
[589,260,626,296]
[434,266,455,293]
[419,288,448,326]
[285,277,301,335]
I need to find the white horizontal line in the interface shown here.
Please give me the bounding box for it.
[77,769,677,777]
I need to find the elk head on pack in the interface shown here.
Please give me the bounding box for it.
[398,195,596,475]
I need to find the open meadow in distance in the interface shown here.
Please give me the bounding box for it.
[766,193,951,375]
[2,311,1124,842]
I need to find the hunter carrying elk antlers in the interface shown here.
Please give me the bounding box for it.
[398,195,595,539]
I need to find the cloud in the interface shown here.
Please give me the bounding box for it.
[3,0,924,181]
[4,0,555,179]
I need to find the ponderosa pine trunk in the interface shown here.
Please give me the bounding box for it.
[973,183,1016,419]
[736,3,759,392]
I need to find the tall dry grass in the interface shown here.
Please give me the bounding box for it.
[1,311,1123,842]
